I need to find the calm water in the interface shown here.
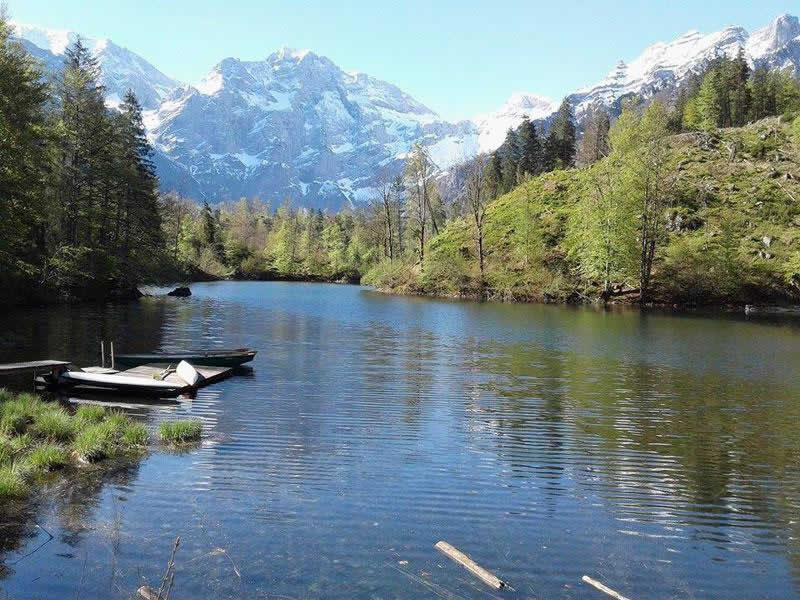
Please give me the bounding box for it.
[0,281,799,599]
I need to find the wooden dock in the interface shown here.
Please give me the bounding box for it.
[84,363,234,389]
[0,360,70,376]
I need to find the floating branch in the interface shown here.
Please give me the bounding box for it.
[582,575,632,600]
[434,540,506,589]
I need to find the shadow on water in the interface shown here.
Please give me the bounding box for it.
[0,282,799,599]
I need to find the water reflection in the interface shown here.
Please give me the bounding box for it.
[0,283,798,599]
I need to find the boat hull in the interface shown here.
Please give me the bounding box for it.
[114,350,256,369]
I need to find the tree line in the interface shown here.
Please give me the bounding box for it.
[366,53,800,305]
[0,17,164,304]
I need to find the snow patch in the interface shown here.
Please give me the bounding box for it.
[196,70,224,95]
[330,142,354,154]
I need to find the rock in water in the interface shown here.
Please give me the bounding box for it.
[167,286,191,297]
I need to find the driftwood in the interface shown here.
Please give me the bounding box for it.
[434,540,506,589]
[582,575,632,600]
[138,586,161,600]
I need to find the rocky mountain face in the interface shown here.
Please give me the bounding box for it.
[145,49,480,209]
[12,14,800,208]
[12,23,180,110]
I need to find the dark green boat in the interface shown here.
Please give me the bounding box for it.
[114,348,257,369]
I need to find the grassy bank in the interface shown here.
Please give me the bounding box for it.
[365,117,800,307]
[0,391,149,498]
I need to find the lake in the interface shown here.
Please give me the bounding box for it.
[0,281,799,599]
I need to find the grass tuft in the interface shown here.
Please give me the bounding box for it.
[159,420,202,444]
[122,423,149,447]
[0,463,28,498]
[71,424,111,463]
[0,438,13,466]
[30,408,76,443]
[25,444,69,474]
[75,404,106,425]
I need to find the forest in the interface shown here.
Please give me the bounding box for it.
[4,11,800,307]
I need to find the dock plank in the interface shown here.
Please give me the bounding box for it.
[114,363,233,388]
[0,360,70,376]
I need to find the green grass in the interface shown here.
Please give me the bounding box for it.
[0,392,151,495]
[75,404,106,425]
[159,420,202,444]
[0,463,27,498]
[71,423,112,462]
[25,444,69,474]
[122,423,149,447]
[30,408,76,443]
[0,438,14,466]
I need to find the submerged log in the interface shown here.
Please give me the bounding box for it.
[137,586,161,600]
[582,576,632,600]
[434,540,506,589]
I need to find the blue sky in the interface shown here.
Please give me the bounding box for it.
[9,0,799,120]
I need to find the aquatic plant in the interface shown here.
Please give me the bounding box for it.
[159,420,202,444]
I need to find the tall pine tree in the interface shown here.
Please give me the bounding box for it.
[547,98,576,169]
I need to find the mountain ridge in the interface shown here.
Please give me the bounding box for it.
[12,14,800,208]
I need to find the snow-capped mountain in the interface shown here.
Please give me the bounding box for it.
[11,14,800,208]
[472,93,557,153]
[145,49,479,209]
[11,22,180,110]
[570,14,800,118]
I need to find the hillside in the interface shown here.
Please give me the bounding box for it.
[365,117,800,306]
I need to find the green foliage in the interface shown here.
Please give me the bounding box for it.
[372,115,800,306]
[0,16,170,305]
[792,114,800,146]
[159,420,202,444]
[679,54,800,133]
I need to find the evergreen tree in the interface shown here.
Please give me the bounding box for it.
[486,152,502,199]
[499,128,520,192]
[0,17,50,302]
[547,98,576,169]
[517,117,542,177]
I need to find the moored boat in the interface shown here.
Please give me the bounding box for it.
[114,348,257,369]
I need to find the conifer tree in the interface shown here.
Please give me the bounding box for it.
[499,128,520,192]
[0,17,50,300]
[547,98,576,169]
[517,117,541,177]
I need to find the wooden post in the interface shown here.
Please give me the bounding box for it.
[111,341,115,370]
[582,576,632,600]
[101,341,105,368]
[434,541,505,589]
